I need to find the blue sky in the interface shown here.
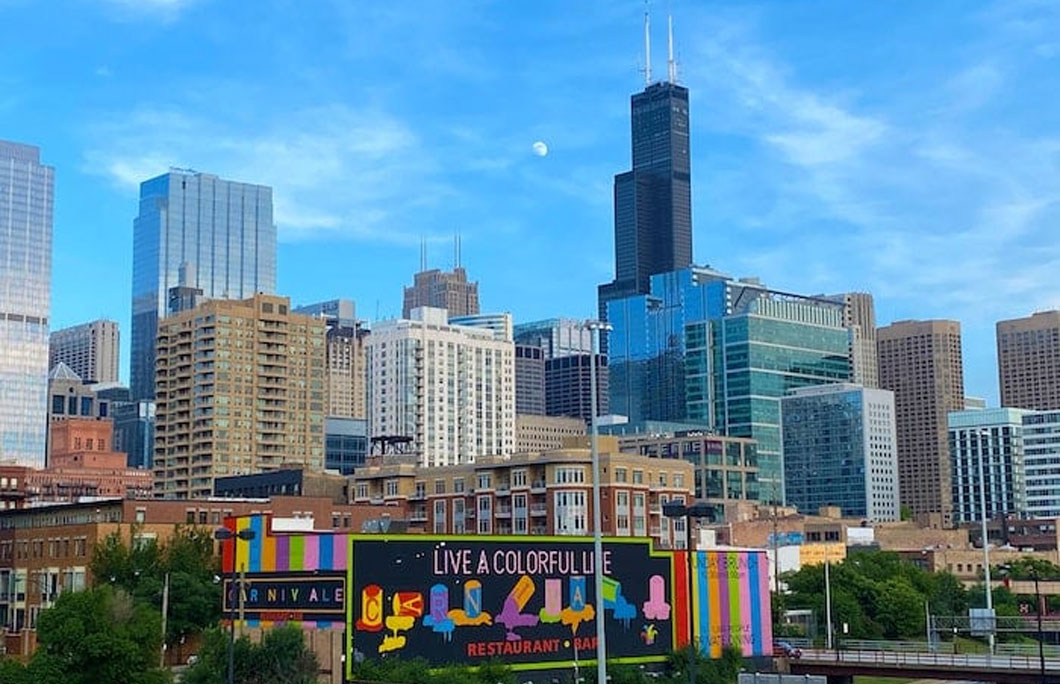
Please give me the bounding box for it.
[2,0,1059,404]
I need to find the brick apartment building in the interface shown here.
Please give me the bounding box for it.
[351,437,694,548]
[0,496,397,658]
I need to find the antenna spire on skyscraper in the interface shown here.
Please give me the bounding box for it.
[643,5,652,86]
[667,14,677,83]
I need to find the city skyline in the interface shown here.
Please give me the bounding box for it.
[2,1,1059,405]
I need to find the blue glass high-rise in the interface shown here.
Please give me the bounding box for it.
[606,267,732,423]
[0,140,54,467]
[130,170,276,400]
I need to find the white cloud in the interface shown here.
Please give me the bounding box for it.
[680,10,1060,328]
[84,104,441,242]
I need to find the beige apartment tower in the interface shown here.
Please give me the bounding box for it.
[877,319,964,521]
[49,319,120,384]
[154,294,326,499]
[824,292,878,388]
[997,311,1060,410]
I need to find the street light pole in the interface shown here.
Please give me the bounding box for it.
[976,429,994,654]
[586,320,611,684]
[159,572,170,668]
[1034,570,1045,684]
[215,527,257,684]
[825,560,834,651]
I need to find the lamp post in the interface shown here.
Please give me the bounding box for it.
[975,428,995,654]
[585,319,611,684]
[663,501,714,684]
[1033,568,1045,684]
[999,563,1046,684]
[215,527,257,684]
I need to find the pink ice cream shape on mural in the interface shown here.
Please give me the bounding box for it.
[642,574,671,620]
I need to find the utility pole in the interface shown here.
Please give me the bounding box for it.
[160,572,170,668]
[825,560,833,650]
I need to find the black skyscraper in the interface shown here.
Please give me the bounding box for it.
[599,80,692,315]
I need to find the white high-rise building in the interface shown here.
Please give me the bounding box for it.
[366,307,514,467]
[948,408,1032,524]
[49,319,120,384]
[1021,411,1060,518]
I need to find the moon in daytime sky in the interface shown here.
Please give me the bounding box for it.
[532,141,548,157]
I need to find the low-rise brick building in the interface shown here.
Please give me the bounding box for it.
[351,437,694,548]
[0,496,398,659]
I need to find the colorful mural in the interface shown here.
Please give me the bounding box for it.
[217,515,773,678]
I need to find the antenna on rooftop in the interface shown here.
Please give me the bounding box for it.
[420,237,427,272]
[667,14,677,83]
[643,4,652,86]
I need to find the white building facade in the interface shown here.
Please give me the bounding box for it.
[1022,411,1060,518]
[366,307,515,467]
[948,408,1031,524]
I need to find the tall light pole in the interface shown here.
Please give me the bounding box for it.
[975,428,994,654]
[215,527,257,684]
[663,502,714,684]
[586,319,611,684]
[159,572,170,668]
[1032,568,1045,684]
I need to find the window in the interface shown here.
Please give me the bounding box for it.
[633,493,646,536]
[615,467,627,483]
[433,500,447,534]
[633,470,644,485]
[453,499,466,534]
[356,483,368,499]
[658,472,668,487]
[385,479,399,497]
[414,481,426,499]
[554,490,587,535]
[80,397,94,416]
[135,509,146,524]
[512,469,527,487]
[51,395,64,415]
[434,479,446,494]
[477,496,492,534]
[454,478,465,493]
[477,474,492,490]
[185,511,195,524]
[674,474,684,489]
[555,467,585,484]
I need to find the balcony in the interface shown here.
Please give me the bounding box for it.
[530,504,548,516]
[531,481,546,493]
[495,505,511,518]
[409,509,428,523]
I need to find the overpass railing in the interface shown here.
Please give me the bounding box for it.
[800,648,1060,671]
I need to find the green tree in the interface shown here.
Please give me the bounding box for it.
[91,526,222,652]
[29,585,169,684]
[995,557,1060,580]
[182,625,319,684]
[782,550,967,642]
[0,659,29,684]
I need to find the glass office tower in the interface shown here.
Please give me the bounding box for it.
[606,266,747,424]
[685,296,851,503]
[0,140,54,467]
[130,170,276,399]
[782,384,899,521]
